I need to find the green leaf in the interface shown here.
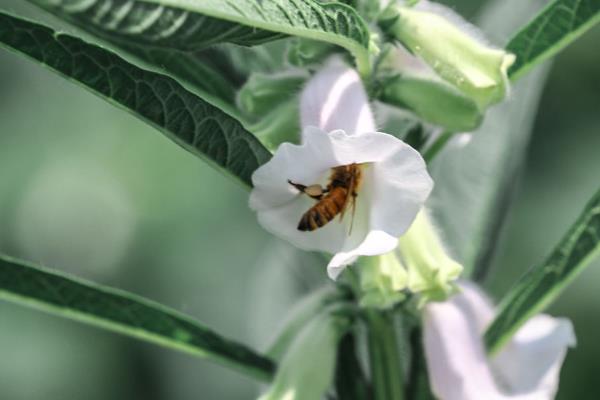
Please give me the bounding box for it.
[507,0,600,80]
[260,307,351,400]
[428,0,552,279]
[0,254,275,380]
[128,46,242,108]
[28,0,371,75]
[266,287,342,360]
[485,188,600,354]
[28,0,284,48]
[119,45,244,119]
[0,11,271,187]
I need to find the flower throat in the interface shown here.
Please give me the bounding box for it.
[288,163,362,232]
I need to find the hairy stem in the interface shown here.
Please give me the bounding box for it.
[365,310,405,400]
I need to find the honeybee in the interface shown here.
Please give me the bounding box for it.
[288,163,362,232]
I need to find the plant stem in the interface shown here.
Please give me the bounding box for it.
[423,130,454,163]
[365,310,405,400]
[335,332,369,400]
[405,326,435,400]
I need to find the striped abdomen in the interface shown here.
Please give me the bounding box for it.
[297,187,349,231]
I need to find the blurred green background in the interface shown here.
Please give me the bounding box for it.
[0,1,599,399]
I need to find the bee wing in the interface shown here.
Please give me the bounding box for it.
[339,172,359,236]
[338,186,353,221]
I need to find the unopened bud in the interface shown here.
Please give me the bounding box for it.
[379,74,482,131]
[379,2,515,109]
[397,210,463,304]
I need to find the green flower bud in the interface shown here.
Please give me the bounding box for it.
[358,252,407,309]
[397,210,463,304]
[247,99,301,151]
[379,74,483,131]
[287,38,335,68]
[356,210,462,308]
[379,3,515,109]
[259,307,351,400]
[237,73,306,117]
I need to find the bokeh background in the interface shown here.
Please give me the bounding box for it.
[0,0,599,399]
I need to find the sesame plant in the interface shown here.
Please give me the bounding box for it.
[1,0,600,399]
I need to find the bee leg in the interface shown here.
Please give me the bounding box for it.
[288,180,326,200]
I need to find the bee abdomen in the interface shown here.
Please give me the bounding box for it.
[297,188,347,231]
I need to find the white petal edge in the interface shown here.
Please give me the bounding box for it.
[327,230,398,280]
[300,59,376,136]
[424,287,512,400]
[491,315,576,398]
[424,282,575,400]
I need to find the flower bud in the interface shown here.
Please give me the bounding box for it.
[246,99,300,151]
[397,210,463,304]
[358,252,408,309]
[287,38,335,67]
[379,2,515,109]
[378,74,483,131]
[237,73,305,117]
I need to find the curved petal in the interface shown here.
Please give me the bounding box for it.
[424,282,574,400]
[328,231,398,279]
[491,315,576,398]
[300,60,376,136]
[424,298,509,400]
[370,140,434,236]
[424,282,544,400]
[249,127,333,212]
[453,280,495,333]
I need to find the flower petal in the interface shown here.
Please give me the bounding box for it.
[423,282,545,400]
[370,144,434,237]
[328,230,398,279]
[491,315,576,398]
[300,60,376,135]
[424,297,507,400]
[453,280,495,333]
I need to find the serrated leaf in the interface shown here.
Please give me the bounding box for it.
[0,254,276,380]
[0,11,271,187]
[507,0,600,80]
[28,0,371,74]
[485,188,600,354]
[428,0,551,279]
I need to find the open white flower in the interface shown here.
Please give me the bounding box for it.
[249,61,433,279]
[424,281,576,400]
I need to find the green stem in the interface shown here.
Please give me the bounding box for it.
[423,130,455,163]
[365,310,405,400]
[405,326,435,400]
[335,332,369,400]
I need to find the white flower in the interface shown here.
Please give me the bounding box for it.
[423,281,576,400]
[249,61,433,279]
